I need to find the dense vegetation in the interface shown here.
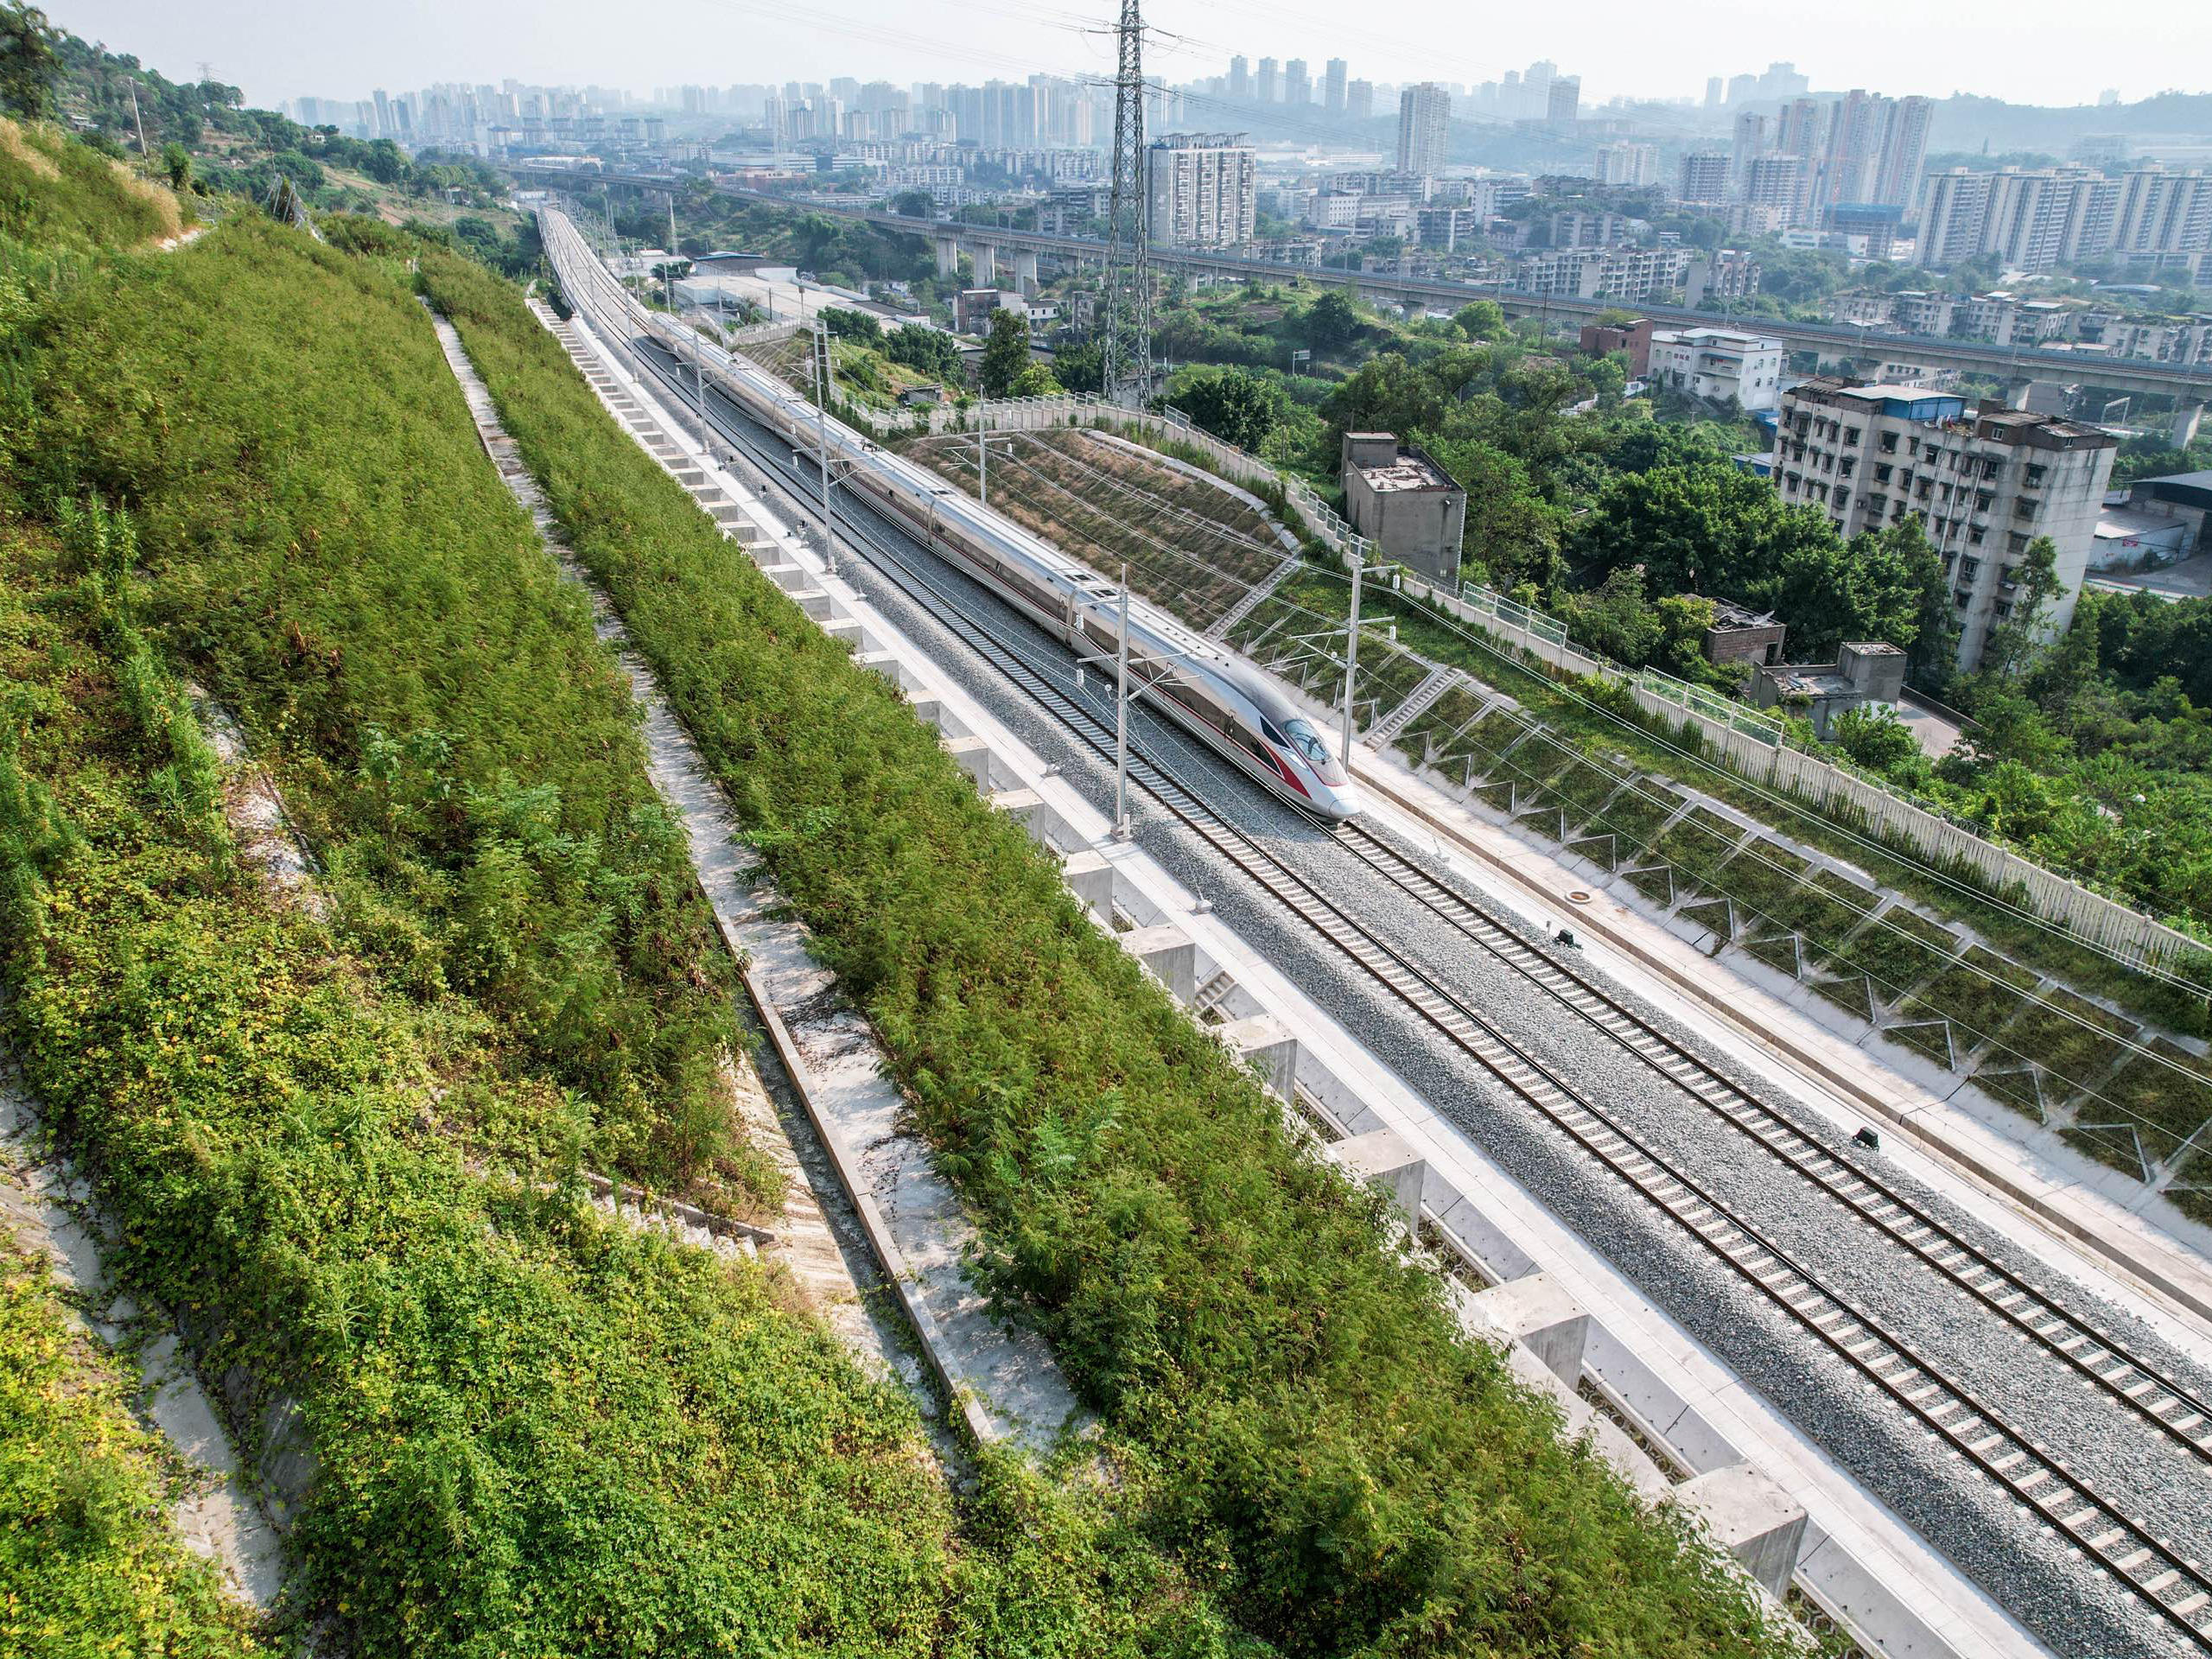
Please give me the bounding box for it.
[421,241,1787,1657]
[0,112,182,251]
[0,514,1216,1656]
[0,1235,261,1656]
[12,208,759,1200]
[0,138,1234,1654]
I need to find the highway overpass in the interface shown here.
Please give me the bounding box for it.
[514,166,2212,405]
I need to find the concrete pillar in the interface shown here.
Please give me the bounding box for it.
[2005,377,2036,410]
[1464,1273,1589,1384]
[2173,403,2204,451]
[1217,1014,1297,1101]
[1061,849,1116,920]
[934,235,959,279]
[1330,1127,1424,1224]
[1677,1464,1807,1598]
[973,242,998,288]
[940,734,998,791]
[1122,924,1196,1004]
[1013,248,1039,297]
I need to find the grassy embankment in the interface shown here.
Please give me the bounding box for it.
[421,241,1789,1658]
[0,1235,264,1657]
[2,156,1226,1655]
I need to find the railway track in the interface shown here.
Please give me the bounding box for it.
[1336,821,2212,1469]
[556,246,2212,1652]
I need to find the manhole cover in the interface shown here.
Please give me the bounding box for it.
[1566,890,1592,905]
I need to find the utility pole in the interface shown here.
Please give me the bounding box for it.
[1102,0,1152,405]
[812,315,836,577]
[978,417,988,505]
[1115,565,1132,840]
[1341,543,1364,771]
[126,79,149,156]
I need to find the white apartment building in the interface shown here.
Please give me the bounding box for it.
[1647,327,1785,410]
[1517,246,1690,301]
[1770,381,2118,671]
[1396,83,1451,181]
[1595,142,1658,188]
[2077,311,2212,365]
[1146,132,1257,247]
[1916,164,2211,271]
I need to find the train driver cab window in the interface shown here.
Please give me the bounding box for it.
[1274,716,1342,779]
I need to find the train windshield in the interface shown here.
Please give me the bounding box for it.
[1279,717,1343,781]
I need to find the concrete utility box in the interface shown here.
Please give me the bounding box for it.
[1217,1013,1298,1102]
[1465,1273,1589,1384]
[1330,1127,1425,1224]
[1678,1464,1807,1597]
[1341,432,1467,586]
[1121,924,1197,1005]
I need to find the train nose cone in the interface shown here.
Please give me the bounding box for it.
[1330,783,1366,819]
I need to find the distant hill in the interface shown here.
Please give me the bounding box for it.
[1927,91,2212,155]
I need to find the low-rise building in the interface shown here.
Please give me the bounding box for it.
[1701,599,1788,668]
[1342,431,1467,585]
[1647,327,1785,410]
[1517,246,1689,302]
[1770,379,2119,671]
[1751,642,1907,740]
[1580,316,1657,375]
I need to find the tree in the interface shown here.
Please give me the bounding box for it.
[160,140,192,192]
[1832,705,1929,784]
[1425,436,1562,591]
[1303,289,1362,352]
[891,188,935,219]
[821,305,880,344]
[361,137,410,186]
[1164,365,1286,453]
[1978,534,2063,681]
[978,308,1031,397]
[1562,566,1662,665]
[1322,353,1446,445]
[0,2,56,118]
[1007,361,1059,397]
[1051,339,1103,395]
[884,322,962,381]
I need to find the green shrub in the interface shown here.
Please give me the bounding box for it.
[16,213,749,1196]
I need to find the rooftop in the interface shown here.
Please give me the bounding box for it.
[1357,453,1456,493]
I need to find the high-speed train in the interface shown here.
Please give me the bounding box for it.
[548,211,1363,822]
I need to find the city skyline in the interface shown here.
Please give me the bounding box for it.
[45,0,2212,116]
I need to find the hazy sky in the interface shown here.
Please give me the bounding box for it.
[49,0,2212,112]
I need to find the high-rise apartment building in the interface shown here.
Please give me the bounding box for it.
[1912,165,2204,270]
[1773,380,2116,671]
[1228,56,1250,99]
[1547,76,1580,129]
[1738,154,1810,231]
[1285,60,1311,108]
[1678,151,1731,207]
[1256,58,1278,103]
[1325,59,1348,115]
[1396,82,1451,180]
[1773,96,1822,161]
[1347,79,1375,122]
[1872,96,1933,209]
[1595,141,1659,188]
[1732,111,1766,188]
[1147,133,1258,246]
